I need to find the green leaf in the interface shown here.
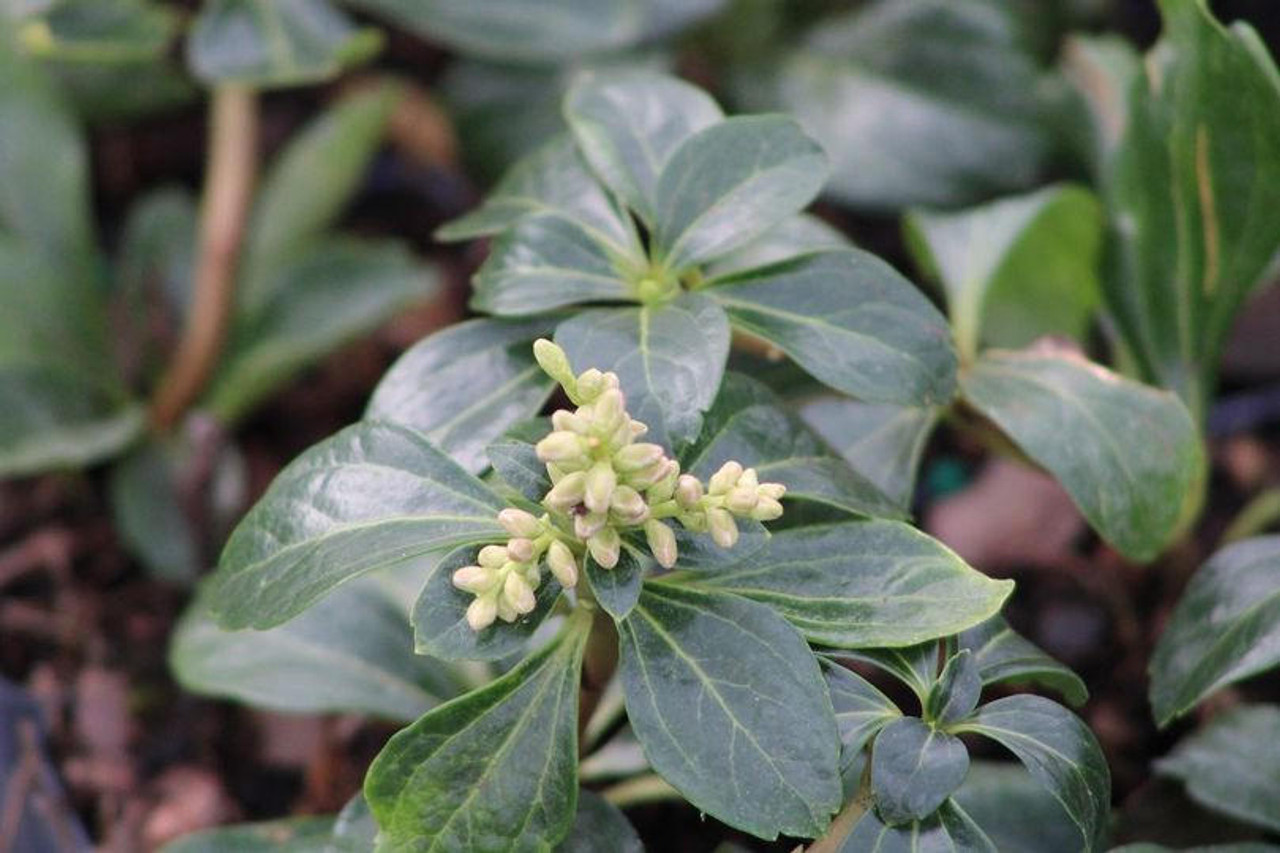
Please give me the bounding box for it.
[871,716,970,824]
[108,440,201,582]
[26,0,179,64]
[618,582,841,839]
[961,348,1203,562]
[365,611,590,851]
[186,0,380,87]
[739,0,1050,209]
[0,239,106,376]
[709,250,958,407]
[1061,34,1141,178]
[684,373,904,520]
[1149,536,1280,726]
[437,134,636,247]
[1101,0,1280,418]
[366,318,557,475]
[799,396,939,511]
[485,427,550,504]
[904,184,1103,358]
[564,70,722,224]
[207,420,506,629]
[832,643,938,702]
[1156,705,1280,834]
[329,794,377,851]
[585,548,643,621]
[555,293,730,450]
[843,799,996,852]
[959,615,1089,708]
[954,695,1110,851]
[472,212,639,316]
[412,546,561,662]
[171,571,462,722]
[557,790,643,853]
[680,521,1013,649]
[654,115,827,271]
[706,214,849,279]
[206,238,436,425]
[115,186,197,326]
[824,661,902,784]
[242,84,400,305]
[160,817,337,852]
[952,762,1086,853]
[925,650,982,726]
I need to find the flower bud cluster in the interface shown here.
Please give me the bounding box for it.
[453,340,786,631]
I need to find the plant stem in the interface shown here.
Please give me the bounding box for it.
[807,759,872,852]
[578,602,619,749]
[601,773,681,808]
[149,85,258,431]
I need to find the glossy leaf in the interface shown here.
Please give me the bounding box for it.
[412,546,561,662]
[1102,0,1280,418]
[905,184,1103,357]
[834,644,939,702]
[800,396,938,511]
[961,348,1202,562]
[618,582,841,839]
[741,0,1049,209]
[1149,536,1280,726]
[585,548,644,621]
[207,421,506,629]
[654,115,827,271]
[705,214,849,279]
[555,293,730,450]
[187,0,380,87]
[824,662,901,784]
[557,790,643,853]
[366,318,557,475]
[709,250,958,407]
[842,799,996,852]
[925,650,982,726]
[681,521,1013,648]
[485,428,550,505]
[683,373,903,520]
[160,817,337,852]
[171,573,461,721]
[872,717,970,825]
[954,695,1110,851]
[1156,705,1280,834]
[952,762,1084,853]
[328,794,377,851]
[564,69,722,224]
[959,615,1089,708]
[366,612,590,851]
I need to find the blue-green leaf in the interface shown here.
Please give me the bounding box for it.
[871,716,970,825]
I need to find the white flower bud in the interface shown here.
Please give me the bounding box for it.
[576,369,607,402]
[675,475,704,509]
[708,461,743,495]
[629,419,648,437]
[680,510,708,533]
[628,457,676,489]
[478,545,508,568]
[547,540,579,588]
[588,527,621,569]
[503,572,537,615]
[758,482,787,500]
[609,485,649,525]
[645,519,677,569]
[506,537,535,563]
[551,409,590,434]
[725,486,759,515]
[751,496,784,521]
[614,443,665,472]
[536,430,586,463]
[452,565,495,594]
[738,468,759,490]
[647,460,680,503]
[594,388,625,425]
[466,596,497,631]
[707,507,739,548]
[533,339,576,393]
[498,508,542,539]
[584,461,617,514]
[545,470,587,511]
[496,596,518,623]
[574,510,608,540]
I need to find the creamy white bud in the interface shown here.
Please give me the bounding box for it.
[547,540,579,588]
[584,462,617,514]
[751,496,784,521]
[452,565,495,593]
[466,596,497,631]
[477,545,508,568]
[610,486,648,524]
[551,409,590,434]
[647,460,680,503]
[504,572,537,614]
[757,482,787,500]
[534,339,576,394]
[738,468,759,490]
[725,486,759,515]
[675,474,704,509]
[498,508,542,539]
[545,470,587,511]
[576,369,606,402]
[495,596,518,623]
[707,507,739,548]
[708,461,744,495]
[614,443,665,472]
[645,519,678,569]
[629,419,649,437]
[536,430,586,463]
[588,527,621,569]
[506,537,535,563]
[574,510,608,540]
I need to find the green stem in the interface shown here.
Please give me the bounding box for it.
[1222,488,1280,544]
[577,598,618,750]
[601,774,681,808]
[807,758,872,852]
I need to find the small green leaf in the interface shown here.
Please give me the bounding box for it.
[705,213,849,279]
[585,548,643,621]
[832,644,938,703]
[823,661,901,783]
[684,373,904,520]
[681,521,1013,649]
[1156,705,1280,835]
[29,0,180,64]
[618,582,841,839]
[926,650,982,726]
[108,440,201,582]
[115,186,197,326]
[557,789,643,853]
[654,115,827,270]
[1149,536,1280,726]
[207,421,506,629]
[366,318,558,475]
[187,0,380,87]
[365,611,590,850]
[485,427,550,504]
[954,695,1110,852]
[710,250,958,407]
[959,615,1089,708]
[555,293,730,450]
[961,348,1203,562]
[159,817,337,852]
[842,799,997,852]
[871,716,970,825]
[564,69,722,224]
[412,546,561,662]
[952,762,1086,853]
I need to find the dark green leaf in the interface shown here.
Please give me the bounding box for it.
[108,440,201,582]
[925,650,982,726]
[843,799,996,852]
[28,0,179,64]
[486,430,550,504]
[585,548,644,621]
[832,644,938,702]
[555,293,730,450]
[618,583,841,839]
[160,817,337,852]
[328,794,377,852]
[705,214,849,279]
[904,184,1103,357]
[365,611,590,850]
[366,318,557,475]
[954,695,1110,851]
[952,762,1085,853]
[556,789,643,853]
[187,0,380,87]
[710,250,958,407]
[680,521,1013,649]
[654,115,827,271]
[1149,536,1280,726]
[207,421,506,629]
[872,717,969,824]
[115,186,197,324]
[799,396,938,511]
[959,615,1088,707]
[565,69,721,224]
[172,570,461,721]
[1061,33,1141,177]
[961,348,1203,562]
[684,373,904,520]
[0,239,106,376]
[823,661,901,783]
